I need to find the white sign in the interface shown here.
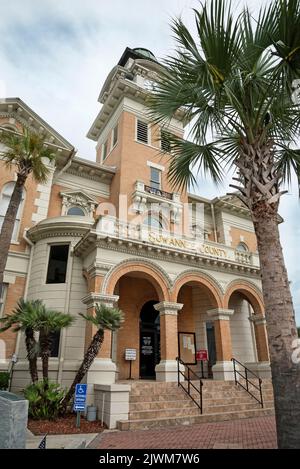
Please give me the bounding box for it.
[125,348,137,361]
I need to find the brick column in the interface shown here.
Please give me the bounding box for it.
[154,302,183,382]
[207,308,234,380]
[81,293,119,385]
[248,314,271,379]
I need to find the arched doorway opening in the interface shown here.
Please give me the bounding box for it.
[140,300,160,379]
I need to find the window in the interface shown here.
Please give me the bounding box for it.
[0,182,25,242]
[102,141,108,161]
[50,331,60,357]
[161,130,171,152]
[46,245,69,284]
[236,242,249,252]
[112,123,118,148]
[143,214,164,229]
[150,167,161,190]
[0,284,8,318]
[67,206,86,216]
[137,120,149,144]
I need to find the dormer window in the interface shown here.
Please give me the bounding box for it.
[60,191,98,219]
[137,120,149,144]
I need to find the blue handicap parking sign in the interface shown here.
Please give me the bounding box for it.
[73,384,87,412]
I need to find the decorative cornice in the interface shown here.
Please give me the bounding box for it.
[207,308,235,321]
[81,293,119,308]
[154,302,183,316]
[249,314,266,325]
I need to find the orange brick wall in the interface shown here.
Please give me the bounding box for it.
[230,227,257,252]
[116,276,159,379]
[178,285,195,333]
[1,276,26,358]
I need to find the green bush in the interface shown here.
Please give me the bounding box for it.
[24,381,65,420]
[0,372,9,390]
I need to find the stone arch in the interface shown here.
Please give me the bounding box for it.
[103,258,172,302]
[171,269,223,307]
[224,280,264,315]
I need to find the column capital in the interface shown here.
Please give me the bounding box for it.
[81,293,119,309]
[154,301,183,316]
[249,314,267,325]
[207,308,234,321]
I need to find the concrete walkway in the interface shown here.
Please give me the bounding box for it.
[26,429,98,449]
[88,416,277,449]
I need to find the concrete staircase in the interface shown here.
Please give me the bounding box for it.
[117,379,274,431]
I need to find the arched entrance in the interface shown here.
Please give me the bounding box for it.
[140,301,160,379]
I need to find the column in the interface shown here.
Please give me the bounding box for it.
[207,308,234,380]
[248,314,271,378]
[81,293,119,385]
[154,301,183,382]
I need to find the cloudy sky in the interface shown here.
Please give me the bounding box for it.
[0,0,299,322]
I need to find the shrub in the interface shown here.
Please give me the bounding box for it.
[0,372,9,390]
[24,381,65,420]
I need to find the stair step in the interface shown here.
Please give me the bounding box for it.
[118,407,275,431]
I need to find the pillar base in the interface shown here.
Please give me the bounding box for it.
[155,360,184,382]
[212,361,235,381]
[245,361,271,379]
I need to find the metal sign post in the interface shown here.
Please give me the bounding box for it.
[196,350,209,378]
[125,349,136,380]
[73,384,87,429]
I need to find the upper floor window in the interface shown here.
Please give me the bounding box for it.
[112,123,118,148]
[102,141,108,161]
[236,242,249,252]
[46,244,69,284]
[143,214,164,230]
[0,182,25,242]
[161,130,171,153]
[137,120,149,144]
[0,283,8,318]
[67,206,86,216]
[150,167,161,190]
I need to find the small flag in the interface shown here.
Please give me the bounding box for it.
[38,434,47,449]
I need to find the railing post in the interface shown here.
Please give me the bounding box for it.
[259,379,264,408]
[188,368,190,395]
[245,367,249,392]
[232,358,237,385]
[177,357,180,387]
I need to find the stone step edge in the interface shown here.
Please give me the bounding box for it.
[118,408,275,429]
[129,400,274,413]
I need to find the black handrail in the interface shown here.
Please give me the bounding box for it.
[176,357,203,413]
[231,358,264,408]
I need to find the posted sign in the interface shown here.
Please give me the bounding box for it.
[125,349,137,361]
[196,350,208,361]
[73,384,87,412]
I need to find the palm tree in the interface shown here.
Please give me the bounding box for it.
[0,299,42,383]
[0,298,74,382]
[0,128,55,294]
[61,304,124,413]
[33,304,75,381]
[148,0,300,448]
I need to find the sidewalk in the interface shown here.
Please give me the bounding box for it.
[26,429,98,449]
[89,416,277,449]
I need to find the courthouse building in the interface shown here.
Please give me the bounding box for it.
[0,47,271,401]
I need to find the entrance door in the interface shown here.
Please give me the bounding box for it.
[206,321,217,378]
[140,301,160,379]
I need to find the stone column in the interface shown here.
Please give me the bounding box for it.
[81,293,119,387]
[154,301,183,382]
[248,314,271,378]
[207,308,234,380]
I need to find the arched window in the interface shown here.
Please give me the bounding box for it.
[143,213,164,229]
[236,242,249,252]
[67,206,86,216]
[0,182,25,241]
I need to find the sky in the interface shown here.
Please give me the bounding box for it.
[0,0,299,322]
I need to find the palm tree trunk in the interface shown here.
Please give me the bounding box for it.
[61,328,104,414]
[0,174,26,292]
[25,329,38,383]
[253,201,300,449]
[39,331,51,382]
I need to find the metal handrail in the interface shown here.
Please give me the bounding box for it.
[231,358,264,408]
[176,357,203,413]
